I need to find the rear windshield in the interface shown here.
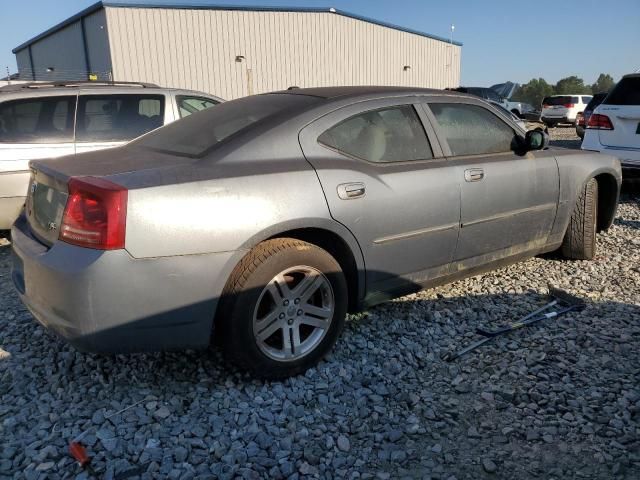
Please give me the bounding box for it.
[604,77,640,106]
[135,94,320,157]
[543,96,574,106]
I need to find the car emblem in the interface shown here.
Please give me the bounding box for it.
[47,222,58,231]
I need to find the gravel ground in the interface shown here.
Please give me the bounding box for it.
[1,132,639,479]
[548,125,583,150]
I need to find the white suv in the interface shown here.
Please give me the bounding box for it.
[582,74,640,176]
[0,82,223,229]
[541,94,592,127]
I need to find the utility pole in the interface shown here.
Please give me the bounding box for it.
[5,66,10,85]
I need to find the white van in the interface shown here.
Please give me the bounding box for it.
[0,82,223,229]
[541,94,592,127]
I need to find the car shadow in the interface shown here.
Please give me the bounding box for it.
[2,284,639,388]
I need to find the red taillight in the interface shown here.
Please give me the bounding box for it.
[587,113,614,130]
[60,177,128,250]
[577,113,585,126]
[563,103,574,108]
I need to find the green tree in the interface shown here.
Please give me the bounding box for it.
[512,78,554,108]
[591,73,616,93]
[554,76,592,95]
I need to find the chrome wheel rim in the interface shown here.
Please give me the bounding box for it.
[252,265,334,362]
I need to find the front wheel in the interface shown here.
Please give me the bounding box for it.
[561,178,598,260]
[216,238,348,378]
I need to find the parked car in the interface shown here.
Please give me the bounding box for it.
[0,81,223,229]
[454,86,527,117]
[12,86,621,378]
[541,94,592,127]
[582,74,640,177]
[577,93,608,139]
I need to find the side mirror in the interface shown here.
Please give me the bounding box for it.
[525,129,549,151]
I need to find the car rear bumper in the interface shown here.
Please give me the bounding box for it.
[11,214,238,353]
[542,115,569,123]
[581,139,640,174]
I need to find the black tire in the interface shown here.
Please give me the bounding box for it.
[216,238,347,379]
[561,178,598,260]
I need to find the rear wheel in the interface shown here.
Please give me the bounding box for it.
[561,178,598,260]
[216,238,347,378]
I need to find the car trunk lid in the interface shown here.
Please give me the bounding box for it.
[597,105,640,149]
[26,146,198,247]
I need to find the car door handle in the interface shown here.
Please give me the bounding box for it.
[337,182,366,199]
[464,168,485,182]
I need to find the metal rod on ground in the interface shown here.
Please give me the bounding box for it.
[442,286,585,362]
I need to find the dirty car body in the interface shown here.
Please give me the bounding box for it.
[11,87,621,376]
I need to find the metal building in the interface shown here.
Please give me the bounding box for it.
[13,2,462,100]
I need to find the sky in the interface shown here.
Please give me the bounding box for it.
[1,0,639,86]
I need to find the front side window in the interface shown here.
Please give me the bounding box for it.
[76,94,165,142]
[0,96,75,144]
[429,103,518,156]
[318,105,433,163]
[177,96,219,118]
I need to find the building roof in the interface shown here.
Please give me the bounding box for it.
[13,1,463,53]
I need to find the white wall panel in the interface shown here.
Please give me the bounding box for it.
[105,7,461,100]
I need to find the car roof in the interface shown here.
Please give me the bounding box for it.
[0,82,223,100]
[271,85,466,100]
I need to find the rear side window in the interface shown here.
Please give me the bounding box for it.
[0,96,75,143]
[429,103,518,156]
[135,93,320,157]
[318,105,433,163]
[581,96,592,104]
[76,94,165,142]
[177,96,219,118]
[571,96,580,104]
[604,77,640,105]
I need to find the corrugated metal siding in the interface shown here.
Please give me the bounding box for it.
[15,50,32,80]
[84,9,113,81]
[29,22,87,81]
[105,7,461,99]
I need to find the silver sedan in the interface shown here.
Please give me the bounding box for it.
[11,87,621,378]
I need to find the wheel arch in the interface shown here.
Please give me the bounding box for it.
[594,172,620,231]
[267,227,363,312]
[234,218,367,313]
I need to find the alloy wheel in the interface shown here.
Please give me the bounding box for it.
[252,265,334,361]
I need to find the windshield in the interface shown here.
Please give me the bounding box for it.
[134,93,321,157]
